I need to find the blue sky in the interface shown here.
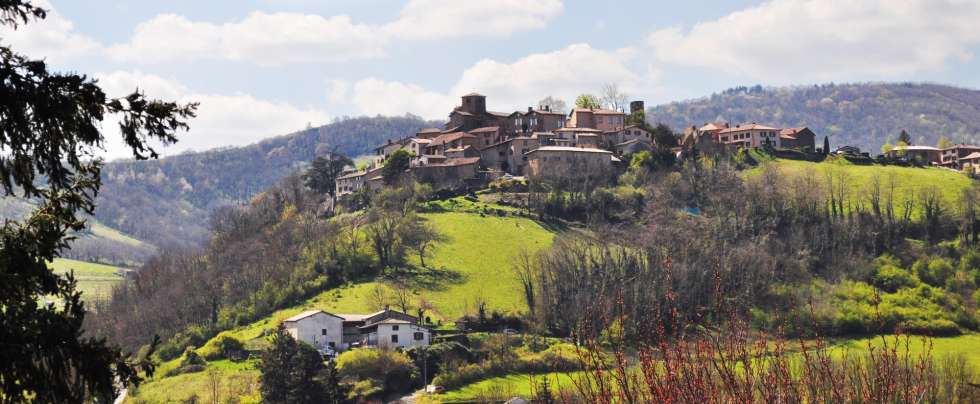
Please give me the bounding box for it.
[3,0,980,159]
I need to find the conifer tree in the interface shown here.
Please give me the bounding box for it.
[0,1,196,401]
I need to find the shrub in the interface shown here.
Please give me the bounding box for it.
[336,349,418,395]
[913,257,954,287]
[164,346,208,377]
[201,335,245,360]
[872,264,919,292]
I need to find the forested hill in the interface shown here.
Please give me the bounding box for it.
[647,83,980,152]
[95,115,440,249]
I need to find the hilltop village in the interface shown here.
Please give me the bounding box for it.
[334,92,823,201]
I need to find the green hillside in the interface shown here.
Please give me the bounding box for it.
[745,157,975,214]
[126,210,557,402]
[49,258,126,303]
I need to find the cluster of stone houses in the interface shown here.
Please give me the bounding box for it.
[885,144,980,169]
[336,93,655,197]
[680,122,817,151]
[283,307,431,353]
[336,92,831,198]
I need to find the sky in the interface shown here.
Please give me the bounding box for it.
[3,0,980,160]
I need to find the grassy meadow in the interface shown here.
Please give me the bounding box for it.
[127,210,557,402]
[745,156,974,214]
[49,258,125,302]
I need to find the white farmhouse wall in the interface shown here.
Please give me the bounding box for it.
[375,323,431,349]
[284,312,343,349]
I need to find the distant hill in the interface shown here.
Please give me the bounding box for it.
[647,83,980,153]
[95,115,440,249]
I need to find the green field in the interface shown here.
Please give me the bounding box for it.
[438,334,980,402]
[128,210,557,402]
[49,258,125,302]
[88,221,153,248]
[746,157,975,214]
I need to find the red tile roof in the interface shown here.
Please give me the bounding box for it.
[469,126,499,133]
[431,132,476,145]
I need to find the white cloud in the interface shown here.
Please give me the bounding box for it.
[345,43,659,120]
[109,0,563,65]
[107,12,385,65]
[452,43,651,109]
[0,0,99,63]
[96,71,329,160]
[646,0,980,82]
[349,78,455,120]
[382,0,563,40]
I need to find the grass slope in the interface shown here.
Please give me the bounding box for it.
[128,211,557,402]
[440,334,980,402]
[746,157,974,214]
[49,258,125,302]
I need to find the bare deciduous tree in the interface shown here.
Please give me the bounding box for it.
[600,83,628,112]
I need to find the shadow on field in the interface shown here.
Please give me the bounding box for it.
[382,265,466,291]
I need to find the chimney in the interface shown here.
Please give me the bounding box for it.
[384,304,390,312]
[545,105,551,111]
[528,106,533,113]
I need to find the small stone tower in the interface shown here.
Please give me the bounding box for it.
[630,100,645,115]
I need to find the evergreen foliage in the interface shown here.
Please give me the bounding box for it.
[0,1,196,401]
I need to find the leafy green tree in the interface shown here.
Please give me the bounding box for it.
[937,136,954,149]
[383,149,412,185]
[304,153,353,196]
[881,142,894,155]
[574,94,601,109]
[0,1,196,401]
[651,123,678,147]
[260,326,341,403]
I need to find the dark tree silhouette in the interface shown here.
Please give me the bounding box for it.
[260,326,342,404]
[0,1,196,401]
[382,149,412,185]
[898,129,913,145]
[824,135,831,155]
[303,153,353,196]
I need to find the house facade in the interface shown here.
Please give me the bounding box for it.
[717,124,781,148]
[480,137,539,174]
[360,319,431,349]
[779,127,816,151]
[525,146,614,180]
[566,108,626,132]
[283,308,430,352]
[516,106,566,134]
[940,144,980,168]
[283,310,345,350]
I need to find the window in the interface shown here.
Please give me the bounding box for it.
[328,342,335,348]
[321,329,326,336]
[414,332,424,341]
[392,325,399,331]
[391,335,398,343]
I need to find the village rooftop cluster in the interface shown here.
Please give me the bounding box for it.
[334,93,827,199]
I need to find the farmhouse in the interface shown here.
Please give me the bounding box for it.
[283,310,345,351]
[282,308,431,352]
